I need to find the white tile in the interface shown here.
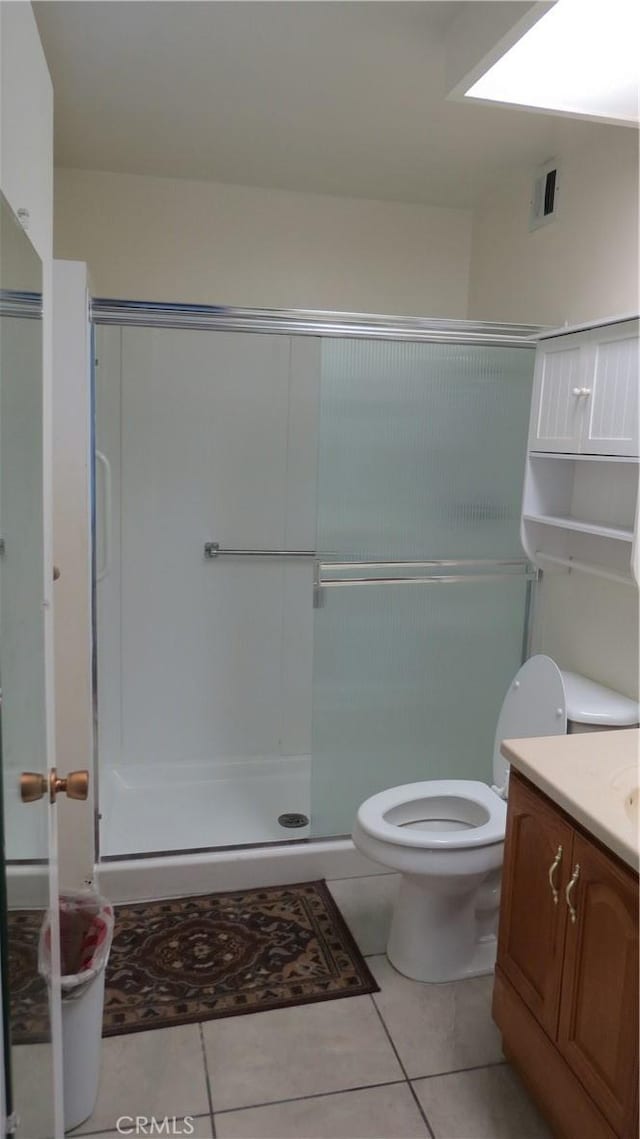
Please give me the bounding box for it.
[413,1064,553,1138]
[369,955,503,1079]
[215,1083,429,1139]
[71,1025,210,1133]
[202,996,403,1111]
[84,1120,213,1139]
[328,874,399,956]
[12,1043,56,1139]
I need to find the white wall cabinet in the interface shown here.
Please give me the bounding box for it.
[530,338,584,453]
[530,319,639,458]
[523,318,639,587]
[0,4,53,265]
[585,324,639,456]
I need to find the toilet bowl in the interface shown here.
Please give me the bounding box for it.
[352,655,640,984]
[353,780,506,982]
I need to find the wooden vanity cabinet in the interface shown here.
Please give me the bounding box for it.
[493,771,639,1139]
[497,773,573,1039]
[557,832,639,1137]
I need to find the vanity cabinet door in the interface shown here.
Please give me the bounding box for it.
[497,772,573,1038]
[557,833,639,1138]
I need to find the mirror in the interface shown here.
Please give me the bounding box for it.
[0,192,55,1138]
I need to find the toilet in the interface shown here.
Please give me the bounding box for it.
[352,655,639,984]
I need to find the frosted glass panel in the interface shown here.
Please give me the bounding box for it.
[311,339,534,837]
[316,340,534,559]
[311,576,529,837]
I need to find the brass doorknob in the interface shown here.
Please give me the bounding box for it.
[20,772,48,803]
[20,768,89,803]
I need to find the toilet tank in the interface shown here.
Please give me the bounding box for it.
[492,656,639,794]
[561,670,640,734]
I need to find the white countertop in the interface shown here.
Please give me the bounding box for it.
[501,729,640,872]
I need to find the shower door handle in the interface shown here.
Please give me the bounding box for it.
[96,450,112,582]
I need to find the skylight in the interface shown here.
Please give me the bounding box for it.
[465,0,640,127]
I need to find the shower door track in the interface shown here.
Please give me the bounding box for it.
[91,299,544,347]
[0,289,42,319]
[99,833,344,863]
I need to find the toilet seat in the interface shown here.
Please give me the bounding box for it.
[356,779,506,850]
[355,658,568,855]
[491,655,567,792]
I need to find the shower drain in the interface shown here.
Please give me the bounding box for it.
[278,812,309,829]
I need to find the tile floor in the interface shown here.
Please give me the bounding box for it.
[65,875,552,1139]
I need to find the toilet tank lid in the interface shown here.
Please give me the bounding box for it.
[560,670,640,726]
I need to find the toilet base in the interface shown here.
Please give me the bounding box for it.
[386,871,499,983]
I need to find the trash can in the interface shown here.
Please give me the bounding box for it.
[39,891,114,1132]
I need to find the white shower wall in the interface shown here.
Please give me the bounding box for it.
[95,325,320,853]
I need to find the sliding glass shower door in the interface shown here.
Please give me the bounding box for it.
[94,314,535,856]
[94,324,320,856]
[310,339,535,837]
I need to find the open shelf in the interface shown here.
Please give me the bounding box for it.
[522,450,638,585]
[523,514,634,543]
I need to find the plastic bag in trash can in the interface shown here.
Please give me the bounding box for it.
[38,891,114,1000]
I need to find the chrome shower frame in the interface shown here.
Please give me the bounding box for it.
[90,300,543,863]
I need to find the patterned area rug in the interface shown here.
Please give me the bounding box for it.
[7,909,49,1045]
[8,880,378,1041]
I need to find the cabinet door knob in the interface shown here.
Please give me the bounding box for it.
[548,844,563,904]
[565,863,580,923]
[571,387,591,397]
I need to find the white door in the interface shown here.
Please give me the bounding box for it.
[0,197,64,1136]
[583,321,639,456]
[529,335,587,453]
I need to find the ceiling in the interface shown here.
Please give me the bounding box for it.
[35,1,608,208]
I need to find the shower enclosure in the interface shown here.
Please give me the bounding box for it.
[92,305,537,860]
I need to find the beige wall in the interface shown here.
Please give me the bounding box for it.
[531,572,638,703]
[468,123,639,328]
[468,122,640,702]
[54,145,639,708]
[54,167,473,317]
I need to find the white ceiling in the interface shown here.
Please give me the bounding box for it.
[35,1,612,208]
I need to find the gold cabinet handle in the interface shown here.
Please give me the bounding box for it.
[21,768,89,804]
[548,844,563,904]
[565,863,580,923]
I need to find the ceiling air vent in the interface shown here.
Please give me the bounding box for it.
[529,159,559,231]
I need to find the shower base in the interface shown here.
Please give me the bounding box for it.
[96,837,384,904]
[99,754,311,858]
